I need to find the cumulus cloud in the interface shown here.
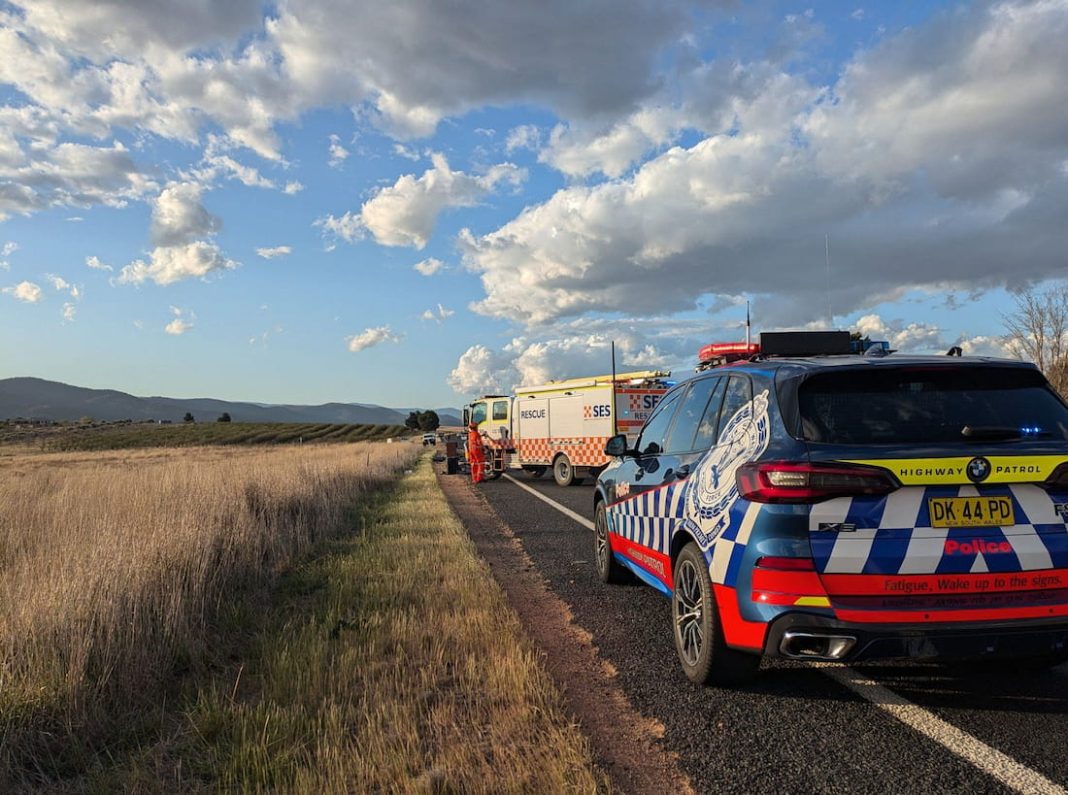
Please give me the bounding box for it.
[328,134,350,167]
[119,242,238,286]
[854,313,945,352]
[448,327,685,395]
[266,0,706,138]
[957,334,1015,358]
[318,153,525,248]
[117,181,238,285]
[283,180,304,194]
[413,257,444,276]
[256,245,292,259]
[346,325,401,352]
[0,140,157,220]
[150,182,220,247]
[462,1,1068,329]
[3,281,43,303]
[421,303,454,323]
[85,255,112,271]
[164,305,194,335]
[62,301,76,322]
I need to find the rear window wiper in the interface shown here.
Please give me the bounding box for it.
[961,425,1052,441]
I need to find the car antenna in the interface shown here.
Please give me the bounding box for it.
[825,233,833,329]
[745,299,751,348]
[611,339,618,437]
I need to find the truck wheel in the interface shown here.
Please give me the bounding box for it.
[553,454,575,486]
[594,502,630,584]
[672,542,760,686]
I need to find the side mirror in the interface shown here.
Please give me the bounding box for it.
[605,433,631,458]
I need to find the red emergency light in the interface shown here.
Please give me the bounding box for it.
[697,341,759,363]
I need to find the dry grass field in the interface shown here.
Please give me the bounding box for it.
[0,442,419,789]
[0,443,606,792]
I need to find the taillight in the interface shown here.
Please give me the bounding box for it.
[1043,463,1068,490]
[754,556,815,571]
[737,461,898,504]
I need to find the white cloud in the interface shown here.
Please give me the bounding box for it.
[3,281,43,303]
[957,334,1014,358]
[85,255,113,271]
[346,325,401,352]
[62,301,76,322]
[117,181,238,285]
[0,140,157,220]
[854,313,945,352]
[118,242,238,286]
[0,241,15,270]
[164,305,194,335]
[413,257,444,276]
[393,143,422,161]
[283,180,304,195]
[505,125,541,153]
[318,153,525,249]
[463,1,1068,329]
[151,182,220,247]
[328,133,350,167]
[256,245,292,259]
[421,303,454,323]
[194,153,276,189]
[45,273,80,299]
[448,329,683,395]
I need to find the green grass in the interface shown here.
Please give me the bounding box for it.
[31,422,409,451]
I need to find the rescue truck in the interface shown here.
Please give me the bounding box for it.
[464,370,673,486]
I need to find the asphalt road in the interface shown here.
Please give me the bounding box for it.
[476,472,1068,795]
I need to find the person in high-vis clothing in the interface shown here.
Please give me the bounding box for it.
[467,422,486,484]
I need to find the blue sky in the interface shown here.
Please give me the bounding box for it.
[1,0,1065,408]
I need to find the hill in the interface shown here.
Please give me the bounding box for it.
[0,377,462,425]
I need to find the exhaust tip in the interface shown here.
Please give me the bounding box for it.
[780,631,856,660]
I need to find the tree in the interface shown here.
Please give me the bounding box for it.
[404,411,421,430]
[217,412,232,423]
[417,410,440,432]
[1003,284,1068,395]
[183,412,195,423]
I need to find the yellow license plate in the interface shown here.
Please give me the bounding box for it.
[928,496,1015,528]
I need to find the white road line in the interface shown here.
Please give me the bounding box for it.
[500,476,1068,795]
[821,666,1068,795]
[501,474,595,530]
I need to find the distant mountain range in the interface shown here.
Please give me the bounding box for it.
[0,377,462,426]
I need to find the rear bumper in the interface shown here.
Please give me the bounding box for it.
[764,611,1068,662]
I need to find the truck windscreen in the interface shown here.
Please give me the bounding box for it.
[797,366,1068,445]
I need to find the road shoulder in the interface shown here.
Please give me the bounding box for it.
[436,468,695,795]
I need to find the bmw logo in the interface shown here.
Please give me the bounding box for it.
[966,456,992,483]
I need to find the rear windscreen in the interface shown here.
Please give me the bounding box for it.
[796,367,1068,445]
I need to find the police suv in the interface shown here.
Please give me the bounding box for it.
[594,331,1068,684]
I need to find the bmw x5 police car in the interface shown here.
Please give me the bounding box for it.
[594,331,1068,685]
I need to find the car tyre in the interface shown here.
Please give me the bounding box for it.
[594,502,630,584]
[553,454,575,486]
[672,542,760,686]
